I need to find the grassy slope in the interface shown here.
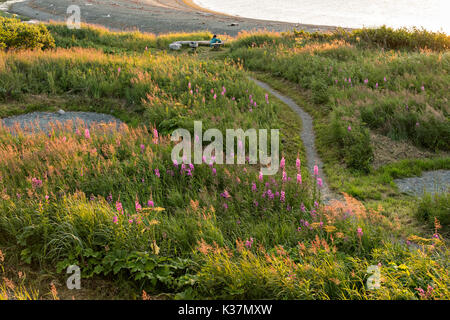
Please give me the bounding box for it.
[0,24,449,300]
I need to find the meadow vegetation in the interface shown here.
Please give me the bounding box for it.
[0,21,448,299]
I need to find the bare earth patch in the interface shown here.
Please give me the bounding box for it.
[370,132,443,169]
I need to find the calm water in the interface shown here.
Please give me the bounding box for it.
[194,0,449,33]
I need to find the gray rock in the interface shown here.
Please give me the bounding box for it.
[394,170,450,197]
[1,111,123,134]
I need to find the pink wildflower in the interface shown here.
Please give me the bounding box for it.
[297,173,302,184]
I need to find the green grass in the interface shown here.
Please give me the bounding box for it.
[0,22,448,300]
[230,29,450,166]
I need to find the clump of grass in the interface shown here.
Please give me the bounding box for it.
[195,194,449,299]
[230,27,450,173]
[47,22,212,52]
[416,193,450,232]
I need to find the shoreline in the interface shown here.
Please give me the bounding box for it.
[7,0,341,35]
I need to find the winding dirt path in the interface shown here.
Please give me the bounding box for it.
[250,78,334,203]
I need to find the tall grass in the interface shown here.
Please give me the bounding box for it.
[230,27,450,172]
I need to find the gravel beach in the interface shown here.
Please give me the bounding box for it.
[9,0,340,35]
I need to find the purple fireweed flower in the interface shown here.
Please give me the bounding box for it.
[116,201,124,214]
[213,94,217,100]
[280,157,285,169]
[45,195,49,201]
[254,200,259,207]
[297,173,302,184]
[280,190,286,202]
[347,125,352,132]
[301,203,306,212]
[154,168,160,178]
[357,227,363,237]
[128,219,133,224]
[220,190,231,198]
[317,178,323,188]
[259,171,263,181]
[113,216,118,224]
[135,201,142,212]
[314,165,319,176]
[375,82,379,89]
[84,128,90,139]
[173,159,178,168]
[282,170,287,182]
[147,200,154,207]
[297,226,302,232]
[212,167,217,175]
[251,182,257,192]
[106,193,113,203]
[364,78,368,84]
[223,203,228,210]
[245,238,254,248]
[384,76,387,82]
[296,158,301,171]
[153,128,158,143]
[421,85,425,91]
[31,178,43,188]
[140,144,145,152]
[188,82,191,89]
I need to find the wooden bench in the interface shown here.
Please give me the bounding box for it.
[169,40,224,51]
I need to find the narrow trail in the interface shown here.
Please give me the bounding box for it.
[250,77,334,203]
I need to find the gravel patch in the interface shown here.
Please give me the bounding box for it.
[250,78,334,203]
[1,111,123,133]
[394,170,450,197]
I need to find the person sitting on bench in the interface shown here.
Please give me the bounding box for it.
[210,35,222,48]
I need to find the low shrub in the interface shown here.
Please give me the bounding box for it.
[416,193,450,231]
[328,115,373,172]
[0,17,55,50]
